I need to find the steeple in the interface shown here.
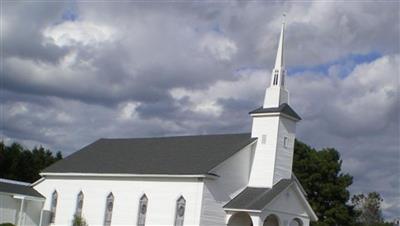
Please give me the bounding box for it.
[249,16,300,188]
[263,15,289,108]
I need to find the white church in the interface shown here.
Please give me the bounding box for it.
[4,21,318,226]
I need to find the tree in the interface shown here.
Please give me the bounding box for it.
[0,141,62,183]
[72,215,88,226]
[351,192,390,226]
[293,140,357,226]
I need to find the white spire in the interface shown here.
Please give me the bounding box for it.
[270,14,286,88]
[264,14,289,108]
[274,16,285,70]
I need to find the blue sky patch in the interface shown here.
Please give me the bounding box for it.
[62,1,78,22]
[287,52,382,78]
[62,8,78,21]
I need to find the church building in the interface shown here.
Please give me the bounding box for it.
[32,20,318,226]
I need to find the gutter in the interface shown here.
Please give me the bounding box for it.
[40,172,219,180]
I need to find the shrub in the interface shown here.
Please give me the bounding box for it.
[0,223,16,226]
[72,215,88,226]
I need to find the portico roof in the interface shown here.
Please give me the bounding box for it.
[0,179,44,199]
[224,177,318,221]
[223,178,292,211]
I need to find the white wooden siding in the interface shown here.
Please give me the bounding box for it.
[273,116,296,185]
[34,177,204,226]
[249,116,280,187]
[0,193,43,226]
[0,193,19,224]
[199,143,255,226]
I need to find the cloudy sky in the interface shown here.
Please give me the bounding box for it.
[1,0,399,220]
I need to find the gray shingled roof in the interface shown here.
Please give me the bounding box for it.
[44,133,256,175]
[0,181,44,198]
[249,103,301,120]
[223,178,293,210]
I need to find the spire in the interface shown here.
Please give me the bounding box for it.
[264,14,289,108]
[274,15,285,69]
[269,14,286,88]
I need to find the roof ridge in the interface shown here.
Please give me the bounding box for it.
[100,132,251,140]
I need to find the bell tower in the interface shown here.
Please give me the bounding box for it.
[248,17,301,188]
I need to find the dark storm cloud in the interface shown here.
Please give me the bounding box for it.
[1,1,399,219]
[3,2,69,63]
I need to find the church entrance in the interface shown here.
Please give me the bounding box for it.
[227,212,253,226]
[263,214,280,226]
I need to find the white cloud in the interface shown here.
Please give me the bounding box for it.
[171,69,266,116]
[55,112,74,124]
[118,102,139,120]
[8,102,28,116]
[199,32,238,62]
[296,55,398,137]
[43,21,115,47]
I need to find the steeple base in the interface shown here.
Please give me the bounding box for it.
[263,87,289,108]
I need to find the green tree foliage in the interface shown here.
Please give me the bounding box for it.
[0,223,16,226]
[0,141,62,183]
[72,215,88,226]
[293,140,357,226]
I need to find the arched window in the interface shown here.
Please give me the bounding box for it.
[137,194,148,226]
[104,193,114,226]
[174,196,186,226]
[281,71,285,86]
[50,190,58,223]
[75,191,84,217]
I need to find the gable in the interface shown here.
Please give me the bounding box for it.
[43,133,256,175]
[223,178,317,221]
[223,179,292,211]
[265,183,318,221]
[265,185,307,216]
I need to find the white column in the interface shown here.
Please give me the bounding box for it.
[17,198,25,226]
[225,213,233,224]
[38,201,45,226]
[250,215,262,226]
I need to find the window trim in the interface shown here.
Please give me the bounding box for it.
[75,191,84,217]
[50,190,58,223]
[174,196,186,226]
[261,134,267,144]
[104,192,114,226]
[283,136,289,148]
[137,194,148,226]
